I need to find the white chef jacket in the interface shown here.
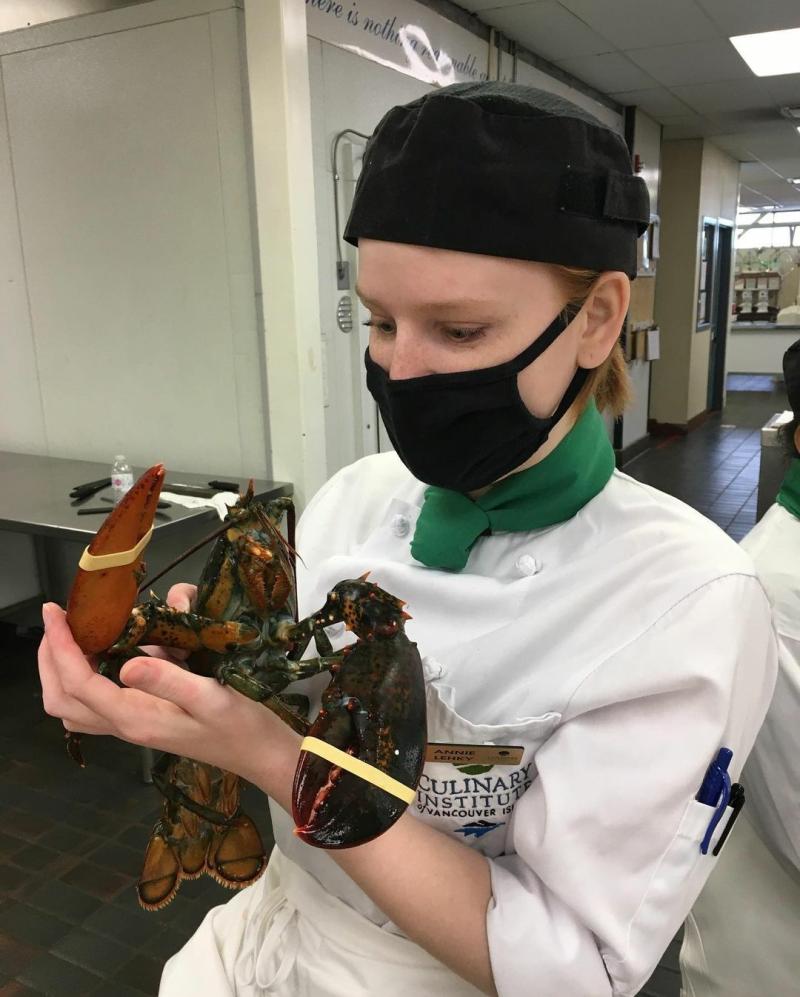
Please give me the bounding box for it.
[161,452,777,997]
[680,502,800,997]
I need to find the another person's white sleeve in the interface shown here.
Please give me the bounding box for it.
[741,630,800,874]
[486,574,777,997]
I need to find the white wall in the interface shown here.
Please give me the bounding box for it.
[622,107,661,451]
[306,0,622,134]
[689,142,739,419]
[0,0,267,479]
[0,0,269,612]
[652,138,739,427]
[728,329,798,375]
[651,140,700,426]
[308,38,429,476]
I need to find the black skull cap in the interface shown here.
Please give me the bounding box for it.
[344,81,650,278]
[783,338,800,415]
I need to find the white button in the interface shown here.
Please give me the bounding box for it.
[515,554,540,577]
[391,514,411,537]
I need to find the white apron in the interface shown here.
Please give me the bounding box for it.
[679,812,800,997]
[159,659,559,996]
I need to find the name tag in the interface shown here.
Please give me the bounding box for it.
[425,743,524,766]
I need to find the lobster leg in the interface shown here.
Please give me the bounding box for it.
[112,600,262,657]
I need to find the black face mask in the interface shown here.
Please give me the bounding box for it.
[364,312,590,492]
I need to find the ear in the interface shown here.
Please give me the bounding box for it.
[793,423,800,456]
[574,272,630,370]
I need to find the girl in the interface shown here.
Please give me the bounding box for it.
[38,82,776,997]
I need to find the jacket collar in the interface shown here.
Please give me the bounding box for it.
[410,399,615,572]
[777,458,800,521]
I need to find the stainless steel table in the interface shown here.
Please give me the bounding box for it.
[0,449,291,544]
[0,449,292,781]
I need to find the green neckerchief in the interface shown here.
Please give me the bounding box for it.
[777,459,800,520]
[410,400,615,572]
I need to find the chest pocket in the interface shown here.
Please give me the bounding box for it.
[412,658,561,858]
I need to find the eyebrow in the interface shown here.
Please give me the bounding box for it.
[355,285,498,313]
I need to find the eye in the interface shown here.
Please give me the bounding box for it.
[444,326,486,344]
[362,318,395,335]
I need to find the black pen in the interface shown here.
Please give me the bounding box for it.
[164,482,216,498]
[712,783,746,856]
[100,497,172,509]
[79,507,172,520]
[69,478,111,500]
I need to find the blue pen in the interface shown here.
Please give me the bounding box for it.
[697,747,733,854]
[696,747,733,805]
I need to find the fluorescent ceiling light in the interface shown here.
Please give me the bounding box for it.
[731,28,800,76]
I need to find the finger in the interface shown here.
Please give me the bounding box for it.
[42,605,165,735]
[139,645,190,664]
[38,626,67,705]
[42,609,198,749]
[166,583,198,613]
[62,716,111,736]
[42,604,116,702]
[38,615,103,709]
[38,627,87,716]
[39,633,113,729]
[119,654,221,716]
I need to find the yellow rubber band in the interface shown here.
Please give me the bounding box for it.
[78,527,154,571]
[300,736,416,804]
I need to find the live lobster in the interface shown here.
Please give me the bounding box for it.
[64,463,426,909]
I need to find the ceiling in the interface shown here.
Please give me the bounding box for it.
[453,0,800,210]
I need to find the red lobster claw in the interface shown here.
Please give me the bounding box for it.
[66,464,165,653]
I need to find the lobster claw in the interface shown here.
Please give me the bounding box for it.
[290,579,427,849]
[66,464,165,653]
[292,730,421,849]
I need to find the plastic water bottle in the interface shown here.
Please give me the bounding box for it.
[111,455,133,503]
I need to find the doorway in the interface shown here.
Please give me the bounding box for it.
[707,221,734,411]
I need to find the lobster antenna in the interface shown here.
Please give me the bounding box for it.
[137,518,232,595]
[254,505,306,569]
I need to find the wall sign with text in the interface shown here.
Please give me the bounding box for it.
[306,0,492,86]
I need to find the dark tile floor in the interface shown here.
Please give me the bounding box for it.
[0,374,787,996]
[625,416,761,544]
[0,635,273,996]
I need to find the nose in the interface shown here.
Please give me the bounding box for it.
[385,328,434,380]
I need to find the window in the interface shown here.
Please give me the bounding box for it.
[697,221,716,327]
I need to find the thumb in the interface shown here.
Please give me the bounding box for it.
[120,655,205,712]
[166,582,198,613]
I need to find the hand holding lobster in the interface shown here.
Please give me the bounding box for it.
[39,602,297,791]
[38,463,427,910]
